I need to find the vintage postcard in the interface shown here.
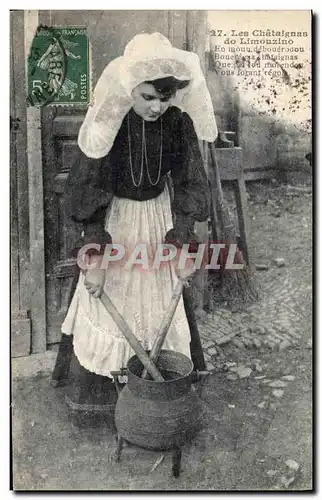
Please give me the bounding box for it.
[10,9,312,491]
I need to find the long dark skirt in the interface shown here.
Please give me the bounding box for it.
[65,351,119,413]
[52,334,118,423]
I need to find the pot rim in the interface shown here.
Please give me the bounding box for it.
[127,349,194,384]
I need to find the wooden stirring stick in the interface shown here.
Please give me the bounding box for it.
[99,291,164,382]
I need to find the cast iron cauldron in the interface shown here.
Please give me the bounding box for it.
[114,350,208,450]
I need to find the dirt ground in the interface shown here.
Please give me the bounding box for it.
[11,180,313,491]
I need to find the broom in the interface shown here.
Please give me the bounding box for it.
[207,142,259,308]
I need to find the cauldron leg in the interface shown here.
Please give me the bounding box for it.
[113,434,124,462]
[171,447,182,478]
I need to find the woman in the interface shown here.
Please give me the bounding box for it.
[52,32,218,414]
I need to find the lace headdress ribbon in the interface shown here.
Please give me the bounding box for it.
[78,32,218,158]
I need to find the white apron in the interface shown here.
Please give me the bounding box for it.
[61,185,191,377]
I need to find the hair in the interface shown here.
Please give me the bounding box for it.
[145,76,190,98]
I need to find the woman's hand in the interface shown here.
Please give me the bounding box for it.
[164,224,200,253]
[83,256,105,298]
[173,254,196,280]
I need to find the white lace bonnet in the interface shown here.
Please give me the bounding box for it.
[78,32,218,158]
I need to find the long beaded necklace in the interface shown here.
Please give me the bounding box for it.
[143,118,163,186]
[127,113,163,187]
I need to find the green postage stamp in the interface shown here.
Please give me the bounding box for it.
[27,25,90,107]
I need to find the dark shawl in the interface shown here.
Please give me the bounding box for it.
[65,106,210,254]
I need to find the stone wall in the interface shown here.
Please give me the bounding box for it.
[206,11,312,183]
[206,65,311,183]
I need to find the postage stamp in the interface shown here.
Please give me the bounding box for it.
[27,25,90,107]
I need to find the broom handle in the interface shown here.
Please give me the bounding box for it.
[209,142,225,204]
[99,291,164,382]
[208,142,225,236]
[141,278,185,379]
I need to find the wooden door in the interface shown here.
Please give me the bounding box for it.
[41,10,191,344]
[11,11,32,356]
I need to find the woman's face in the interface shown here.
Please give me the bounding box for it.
[131,82,173,122]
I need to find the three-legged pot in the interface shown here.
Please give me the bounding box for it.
[114,350,208,451]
